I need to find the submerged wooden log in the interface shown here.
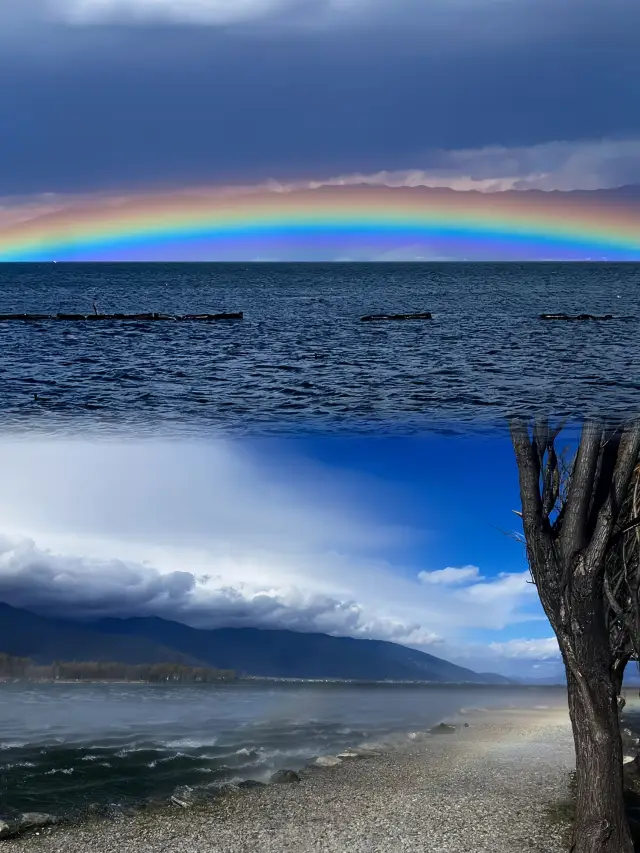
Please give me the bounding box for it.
[0,313,52,321]
[180,313,243,321]
[0,311,243,322]
[361,312,433,322]
[539,313,614,321]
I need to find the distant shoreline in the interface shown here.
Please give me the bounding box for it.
[0,676,567,687]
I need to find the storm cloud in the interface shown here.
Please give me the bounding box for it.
[0,533,444,645]
[0,0,638,194]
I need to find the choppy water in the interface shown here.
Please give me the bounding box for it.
[0,682,566,818]
[0,262,638,436]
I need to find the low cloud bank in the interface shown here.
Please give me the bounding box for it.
[291,139,640,193]
[0,534,442,645]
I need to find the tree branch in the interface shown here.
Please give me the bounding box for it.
[559,420,603,562]
[510,419,543,524]
[588,424,640,569]
[510,419,558,605]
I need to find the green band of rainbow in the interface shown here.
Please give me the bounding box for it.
[1,187,639,260]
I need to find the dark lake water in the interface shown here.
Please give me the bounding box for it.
[0,682,566,818]
[0,262,638,436]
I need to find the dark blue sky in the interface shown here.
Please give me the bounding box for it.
[1,0,639,195]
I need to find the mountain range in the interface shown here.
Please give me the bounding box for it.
[0,602,510,684]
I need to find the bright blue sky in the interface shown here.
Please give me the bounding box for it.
[0,431,565,678]
[279,434,526,571]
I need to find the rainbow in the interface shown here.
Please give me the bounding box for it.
[1,185,640,261]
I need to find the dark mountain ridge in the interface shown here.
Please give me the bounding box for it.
[0,603,203,666]
[0,602,509,683]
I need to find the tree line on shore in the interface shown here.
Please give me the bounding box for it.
[0,653,235,683]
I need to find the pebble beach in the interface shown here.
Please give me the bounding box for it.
[4,707,574,853]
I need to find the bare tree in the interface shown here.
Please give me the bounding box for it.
[603,461,640,707]
[510,417,640,853]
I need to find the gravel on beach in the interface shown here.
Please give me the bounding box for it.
[4,708,574,853]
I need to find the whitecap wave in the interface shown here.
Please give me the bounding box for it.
[164,737,218,749]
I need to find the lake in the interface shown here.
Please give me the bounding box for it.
[0,681,567,818]
[0,262,638,436]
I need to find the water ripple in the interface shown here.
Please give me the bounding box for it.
[0,262,638,436]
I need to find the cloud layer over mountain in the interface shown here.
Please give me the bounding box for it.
[0,438,555,676]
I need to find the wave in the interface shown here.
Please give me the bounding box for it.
[0,687,567,820]
[163,737,219,749]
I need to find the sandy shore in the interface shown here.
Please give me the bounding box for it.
[5,707,574,853]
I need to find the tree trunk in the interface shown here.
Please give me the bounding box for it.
[509,419,640,853]
[561,624,633,853]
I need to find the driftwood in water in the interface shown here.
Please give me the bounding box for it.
[0,312,243,322]
[539,313,614,321]
[360,312,433,322]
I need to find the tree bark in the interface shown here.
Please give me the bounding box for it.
[560,620,632,853]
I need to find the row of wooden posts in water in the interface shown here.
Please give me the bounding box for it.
[0,311,618,322]
[0,311,244,322]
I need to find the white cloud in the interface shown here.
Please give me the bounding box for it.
[292,138,640,193]
[297,169,522,193]
[51,0,299,24]
[46,0,366,25]
[463,571,536,605]
[442,635,563,680]
[488,637,560,660]
[440,139,640,191]
[418,565,483,586]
